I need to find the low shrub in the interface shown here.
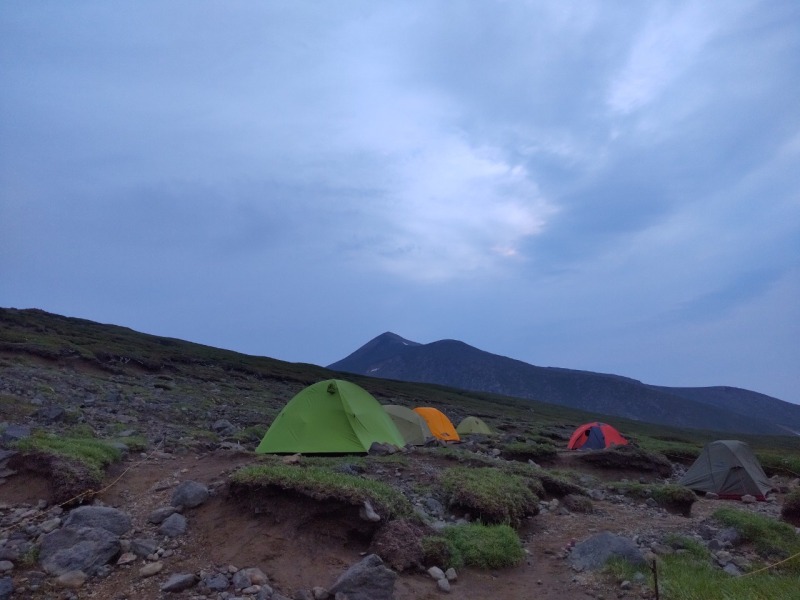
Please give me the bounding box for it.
[440,467,540,526]
[574,446,673,477]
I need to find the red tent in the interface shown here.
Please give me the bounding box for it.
[568,422,628,450]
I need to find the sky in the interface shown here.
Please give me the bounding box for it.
[1,1,799,404]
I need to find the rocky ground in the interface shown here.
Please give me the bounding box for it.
[1,352,799,600]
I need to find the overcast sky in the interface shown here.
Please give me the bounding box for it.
[2,1,799,404]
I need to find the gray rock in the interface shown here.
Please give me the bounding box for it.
[39,526,120,576]
[359,500,381,522]
[437,578,451,592]
[202,572,230,591]
[0,425,30,444]
[35,405,66,423]
[139,562,163,577]
[0,562,12,573]
[232,568,252,590]
[312,586,330,599]
[212,419,236,435]
[63,506,132,536]
[723,563,742,576]
[329,554,396,600]
[0,576,11,600]
[159,513,187,538]
[242,567,269,585]
[717,528,742,546]
[427,566,445,580]
[171,481,209,509]
[160,572,199,592]
[130,538,158,557]
[445,567,457,581]
[568,532,645,572]
[368,442,397,456]
[55,570,87,588]
[148,506,179,524]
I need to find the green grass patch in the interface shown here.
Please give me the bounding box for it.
[713,507,800,570]
[13,432,122,478]
[658,553,800,600]
[757,452,800,477]
[230,463,413,518]
[424,524,525,569]
[637,436,702,464]
[440,467,540,525]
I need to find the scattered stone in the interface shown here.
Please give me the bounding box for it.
[241,567,269,585]
[359,500,381,523]
[40,517,61,533]
[368,442,397,456]
[130,538,159,557]
[39,526,121,576]
[212,419,236,435]
[329,554,397,600]
[116,552,137,566]
[232,568,253,590]
[159,513,188,538]
[0,576,11,600]
[437,577,451,592]
[139,561,163,577]
[63,506,132,536]
[171,480,210,509]
[0,562,11,573]
[160,572,199,592]
[568,532,645,572]
[55,570,87,589]
[282,454,302,465]
[445,567,457,581]
[427,566,445,580]
[148,506,179,524]
[202,572,229,591]
[741,495,757,504]
[312,586,330,599]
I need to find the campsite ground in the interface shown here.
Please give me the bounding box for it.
[2,445,791,600]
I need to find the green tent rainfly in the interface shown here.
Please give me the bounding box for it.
[255,379,405,454]
[456,416,494,435]
[678,440,772,500]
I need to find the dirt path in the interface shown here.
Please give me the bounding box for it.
[2,449,770,600]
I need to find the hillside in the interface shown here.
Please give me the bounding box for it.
[328,332,800,435]
[1,308,800,600]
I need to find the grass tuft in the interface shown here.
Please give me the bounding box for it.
[424,524,525,569]
[713,507,800,570]
[13,432,122,478]
[230,463,413,518]
[440,467,539,526]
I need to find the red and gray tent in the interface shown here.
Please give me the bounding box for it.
[567,422,629,450]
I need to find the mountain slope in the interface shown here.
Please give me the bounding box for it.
[328,333,800,435]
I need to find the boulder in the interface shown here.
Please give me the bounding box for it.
[202,572,230,591]
[159,513,187,538]
[568,532,645,572]
[64,506,132,536]
[171,481,209,509]
[0,577,12,600]
[39,526,121,576]
[130,538,158,557]
[147,506,178,524]
[329,554,396,600]
[160,573,199,592]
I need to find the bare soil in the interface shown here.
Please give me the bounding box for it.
[3,448,784,600]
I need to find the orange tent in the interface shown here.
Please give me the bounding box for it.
[413,407,460,442]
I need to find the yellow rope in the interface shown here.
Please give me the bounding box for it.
[0,440,163,538]
[737,550,800,578]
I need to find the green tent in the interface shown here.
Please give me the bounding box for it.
[383,405,433,446]
[456,416,494,435]
[255,379,405,454]
[678,440,772,499]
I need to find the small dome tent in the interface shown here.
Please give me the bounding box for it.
[255,379,405,454]
[678,440,771,500]
[383,405,434,446]
[567,422,628,450]
[456,416,494,435]
[413,407,460,442]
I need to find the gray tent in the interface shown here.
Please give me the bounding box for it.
[383,405,434,446]
[678,440,771,499]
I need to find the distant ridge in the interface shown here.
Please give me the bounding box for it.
[328,332,800,435]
